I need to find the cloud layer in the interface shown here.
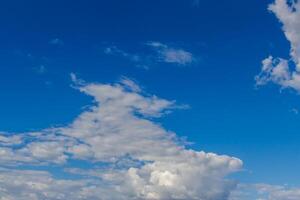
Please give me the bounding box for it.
[230,183,300,200]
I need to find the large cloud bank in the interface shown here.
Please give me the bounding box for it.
[0,76,242,200]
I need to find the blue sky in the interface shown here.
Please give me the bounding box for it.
[1,0,300,199]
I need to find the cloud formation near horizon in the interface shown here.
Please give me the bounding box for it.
[0,75,242,200]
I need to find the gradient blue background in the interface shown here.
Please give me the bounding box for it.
[0,0,299,186]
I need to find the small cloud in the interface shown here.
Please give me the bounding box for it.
[70,73,85,86]
[147,42,194,65]
[103,42,196,69]
[146,41,167,48]
[163,48,193,65]
[119,77,142,93]
[49,38,64,46]
[104,46,141,62]
[104,45,148,69]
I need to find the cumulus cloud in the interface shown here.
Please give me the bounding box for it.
[0,76,242,200]
[255,0,300,92]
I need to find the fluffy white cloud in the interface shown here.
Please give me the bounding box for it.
[256,0,300,92]
[0,76,242,199]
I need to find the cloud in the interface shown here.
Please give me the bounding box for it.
[255,56,291,87]
[0,76,242,200]
[104,46,141,62]
[255,0,300,92]
[104,46,149,69]
[104,42,195,68]
[230,183,300,200]
[119,76,142,93]
[255,184,300,200]
[147,42,194,65]
[0,168,107,200]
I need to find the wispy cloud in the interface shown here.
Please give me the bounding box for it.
[103,42,196,69]
[104,46,141,62]
[147,41,194,65]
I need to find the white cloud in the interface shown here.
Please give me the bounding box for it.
[104,42,195,68]
[255,56,291,87]
[147,42,194,65]
[104,46,141,62]
[0,168,106,200]
[0,134,22,146]
[256,0,300,92]
[119,76,142,93]
[230,183,300,200]
[24,142,68,164]
[255,184,300,200]
[0,77,242,199]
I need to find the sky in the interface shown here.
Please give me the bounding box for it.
[1,0,300,199]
